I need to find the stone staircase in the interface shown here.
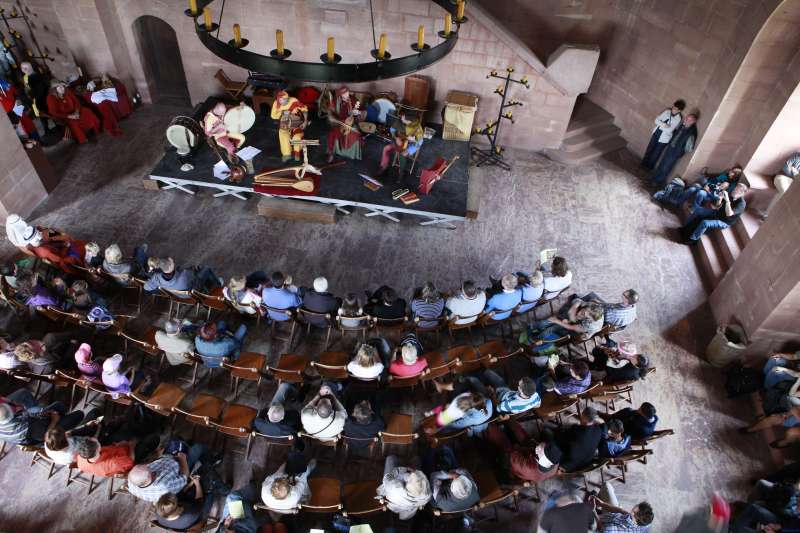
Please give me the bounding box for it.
[545,98,627,164]
[693,172,771,292]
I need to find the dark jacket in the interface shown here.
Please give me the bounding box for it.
[252,409,301,437]
[554,424,605,472]
[613,408,657,440]
[299,289,341,326]
[343,415,386,448]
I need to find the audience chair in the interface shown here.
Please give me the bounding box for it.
[512,297,548,324]
[447,345,488,374]
[447,312,482,343]
[631,429,675,463]
[336,314,370,343]
[300,478,343,513]
[574,381,604,412]
[225,300,263,328]
[172,392,225,439]
[30,448,62,480]
[85,381,134,415]
[221,351,267,398]
[543,286,571,314]
[296,308,335,349]
[43,305,84,326]
[474,469,519,523]
[601,449,653,484]
[370,316,408,339]
[148,517,211,532]
[54,369,92,410]
[118,326,161,364]
[264,305,297,346]
[342,435,379,460]
[420,350,461,384]
[268,353,308,383]
[379,412,417,455]
[78,314,129,340]
[66,465,100,495]
[311,351,349,380]
[245,431,294,463]
[387,369,427,391]
[476,341,523,368]
[583,383,634,412]
[254,502,300,515]
[428,426,469,449]
[0,277,26,314]
[215,68,247,99]
[159,288,199,319]
[343,479,386,517]
[569,458,609,493]
[298,432,339,457]
[97,270,143,315]
[251,88,274,116]
[531,395,579,427]
[192,289,229,321]
[211,403,258,455]
[412,315,447,347]
[131,382,187,423]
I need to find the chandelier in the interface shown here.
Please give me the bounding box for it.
[185,0,468,83]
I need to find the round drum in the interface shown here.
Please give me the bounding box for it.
[166,116,204,156]
[224,104,256,134]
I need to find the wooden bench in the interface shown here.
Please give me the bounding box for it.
[257,197,337,224]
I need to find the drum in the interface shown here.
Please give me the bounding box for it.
[223,104,256,134]
[166,116,204,156]
[358,121,376,134]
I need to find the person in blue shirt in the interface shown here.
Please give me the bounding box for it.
[483,273,522,320]
[195,321,247,368]
[598,418,631,458]
[261,272,301,322]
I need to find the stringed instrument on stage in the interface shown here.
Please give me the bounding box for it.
[328,100,360,135]
[279,110,307,131]
[418,155,460,194]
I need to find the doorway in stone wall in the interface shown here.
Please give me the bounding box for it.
[132,16,191,106]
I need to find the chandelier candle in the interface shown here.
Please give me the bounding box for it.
[276,30,284,55]
[457,0,465,21]
[378,33,387,59]
[189,0,198,16]
[327,37,335,62]
[417,26,425,50]
[203,8,212,31]
[233,24,242,47]
[444,14,452,36]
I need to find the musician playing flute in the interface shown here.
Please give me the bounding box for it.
[271,90,308,162]
[326,86,363,162]
[377,109,424,179]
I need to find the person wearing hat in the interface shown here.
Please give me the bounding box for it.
[590,341,650,383]
[101,353,155,397]
[46,79,100,144]
[0,386,87,446]
[389,333,428,377]
[270,90,308,161]
[5,215,87,274]
[155,319,196,366]
[377,455,432,520]
[5,214,36,254]
[74,342,102,382]
[195,320,247,368]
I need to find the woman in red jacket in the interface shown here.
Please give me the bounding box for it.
[46,81,99,144]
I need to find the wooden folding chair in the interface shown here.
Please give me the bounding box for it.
[342,435,379,460]
[476,341,523,368]
[211,403,258,455]
[43,305,84,326]
[601,449,653,484]
[30,449,63,480]
[215,68,247,99]
[379,413,417,455]
[131,382,187,419]
[412,315,446,347]
[118,327,161,363]
[631,429,674,463]
[343,479,385,516]
[583,383,634,412]
[420,350,460,383]
[311,351,349,380]
[300,477,342,513]
[159,288,199,319]
[245,431,294,463]
[543,286,571,314]
[568,458,608,493]
[512,297,548,324]
[478,311,513,342]
[336,315,370,343]
[447,312,482,343]
[221,351,267,398]
[192,289,229,321]
[268,354,308,383]
[447,345,486,374]
[54,369,92,410]
[530,395,579,426]
[66,465,99,495]
[387,369,427,391]
[172,393,225,439]
[296,308,335,349]
[474,469,518,522]
[370,316,408,340]
[264,305,297,346]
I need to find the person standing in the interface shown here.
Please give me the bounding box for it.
[641,99,685,170]
[650,113,698,185]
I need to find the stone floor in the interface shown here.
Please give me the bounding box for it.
[0,104,780,532]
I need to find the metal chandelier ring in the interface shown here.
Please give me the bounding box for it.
[187,0,465,83]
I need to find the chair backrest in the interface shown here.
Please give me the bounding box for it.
[117,330,160,353]
[221,357,265,375]
[212,404,258,436]
[191,289,227,309]
[298,431,339,447]
[297,307,333,327]
[159,287,196,303]
[371,316,407,330]
[447,312,482,329]
[343,434,378,448]
[413,315,446,331]
[252,431,295,446]
[215,68,231,85]
[268,354,308,382]
[44,305,85,324]
[253,502,300,514]
[264,304,294,322]
[387,370,426,388]
[632,428,674,447]
[336,314,370,331]
[543,285,571,301]
[311,361,348,380]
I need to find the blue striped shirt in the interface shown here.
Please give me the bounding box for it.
[496,389,541,414]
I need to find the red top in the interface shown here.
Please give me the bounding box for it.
[389,358,428,377]
[77,444,134,477]
[46,89,83,119]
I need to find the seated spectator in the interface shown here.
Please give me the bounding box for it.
[14,340,58,375]
[102,353,139,396]
[540,256,573,299]
[261,272,301,321]
[195,321,247,367]
[445,280,486,324]
[748,479,800,522]
[300,385,347,440]
[525,297,605,350]
[611,403,658,440]
[253,383,301,438]
[337,293,365,328]
[127,449,192,502]
[17,223,87,275]
[740,405,800,448]
[548,361,592,396]
[74,342,102,382]
[517,271,545,311]
[410,282,445,328]
[437,369,540,415]
[216,483,271,533]
[157,462,229,533]
[389,333,428,377]
[598,418,631,458]
[68,279,105,310]
[483,274,522,320]
[682,182,748,244]
[343,399,385,449]
[260,454,317,513]
[425,391,493,436]
[44,425,91,466]
[0,387,87,446]
[15,271,63,310]
[75,437,140,477]
[224,276,261,315]
[590,481,655,532]
[732,502,796,533]
[84,242,103,268]
[377,455,432,520]
[364,286,407,320]
[155,319,195,366]
[424,446,480,512]
[589,341,650,383]
[553,406,606,472]
[299,276,341,325]
[101,243,148,285]
[0,340,22,370]
[486,420,562,484]
[347,343,385,380]
[143,257,195,294]
[538,481,596,532]
[601,289,639,329]
[763,352,800,390]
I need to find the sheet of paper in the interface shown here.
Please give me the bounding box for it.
[349,526,374,533]
[540,248,557,264]
[228,499,245,519]
[213,160,229,181]
[236,146,261,160]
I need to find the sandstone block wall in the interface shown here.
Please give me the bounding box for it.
[0,112,47,218]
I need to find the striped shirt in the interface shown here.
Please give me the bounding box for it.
[601,512,649,532]
[410,297,445,328]
[127,457,187,502]
[0,412,29,444]
[496,389,541,414]
[604,304,637,328]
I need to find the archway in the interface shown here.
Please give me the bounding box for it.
[132,16,190,106]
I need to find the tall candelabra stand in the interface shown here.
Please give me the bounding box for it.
[0,2,54,74]
[470,66,529,171]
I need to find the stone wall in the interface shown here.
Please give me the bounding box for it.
[747,80,800,176]
[0,113,47,218]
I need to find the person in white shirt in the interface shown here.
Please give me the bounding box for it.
[641,99,685,170]
[376,455,431,520]
[445,281,486,325]
[300,385,346,440]
[517,270,545,312]
[347,343,385,380]
[541,257,573,299]
[154,319,195,366]
[223,276,262,315]
[260,456,317,513]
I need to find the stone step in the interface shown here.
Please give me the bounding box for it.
[565,116,616,137]
[744,170,774,190]
[562,123,621,150]
[571,97,615,124]
[546,136,627,165]
[695,233,726,291]
[732,210,763,249]
[711,225,743,272]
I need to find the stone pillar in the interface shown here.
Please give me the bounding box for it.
[0,113,48,218]
[709,177,800,356]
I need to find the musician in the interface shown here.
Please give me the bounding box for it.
[85,80,122,138]
[46,80,100,144]
[20,62,49,122]
[270,90,308,162]
[0,77,38,141]
[377,109,424,178]
[203,101,245,157]
[326,87,363,162]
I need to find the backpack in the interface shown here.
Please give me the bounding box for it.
[724,365,762,398]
